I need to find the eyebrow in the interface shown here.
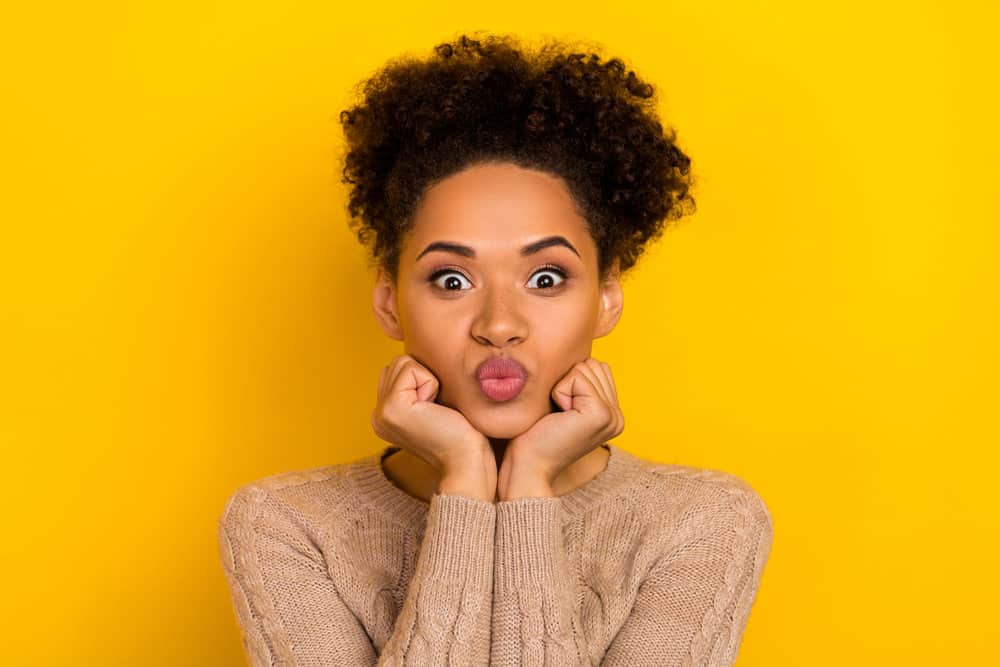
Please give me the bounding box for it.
[415,235,581,261]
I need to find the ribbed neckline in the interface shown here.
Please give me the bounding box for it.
[346,442,644,529]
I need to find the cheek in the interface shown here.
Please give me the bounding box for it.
[535,299,596,350]
[534,311,597,393]
[401,308,467,385]
[405,319,458,357]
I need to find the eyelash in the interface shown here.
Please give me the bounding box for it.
[428,263,569,293]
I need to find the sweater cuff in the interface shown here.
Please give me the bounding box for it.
[421,492,496,584]
[494,497,566,591]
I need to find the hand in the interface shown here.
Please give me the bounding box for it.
[372,355,496,494]
[499,357,624,498]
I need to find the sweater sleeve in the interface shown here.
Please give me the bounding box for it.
[601,483,774,667]
[490,497,588,666]
[217,485,496,666]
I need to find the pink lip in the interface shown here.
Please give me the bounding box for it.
[476,356,527,402]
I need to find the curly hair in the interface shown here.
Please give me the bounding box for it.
[338,32,696,283]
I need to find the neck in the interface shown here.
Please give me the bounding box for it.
[381,439,611,505]
[488,436,510,465]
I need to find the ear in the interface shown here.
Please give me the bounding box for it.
[372,268,404,341]
[593,259,623,339]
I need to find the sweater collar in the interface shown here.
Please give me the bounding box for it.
[347,442,644,529]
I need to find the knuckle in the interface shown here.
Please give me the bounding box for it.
[374,401,397,425]
[381,404,398,425]
[592,405,614,428]
[370,413,385,437]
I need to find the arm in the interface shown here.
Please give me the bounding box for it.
[601,483,774,667]
[489,476,774,667]
[490,495,588,666]
[217,485,496,666]
[489,358,625,664]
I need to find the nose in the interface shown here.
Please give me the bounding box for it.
[470,285,527,348]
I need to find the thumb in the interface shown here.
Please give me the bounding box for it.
[551,366,598,413]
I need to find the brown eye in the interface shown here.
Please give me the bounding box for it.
[526,266,567,290]
[429,270,472,291]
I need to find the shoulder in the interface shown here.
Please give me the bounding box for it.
[216,462,371,577]
[631,460,774,550]
[217,462,359,535]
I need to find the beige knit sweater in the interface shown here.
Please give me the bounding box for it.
[217,443,773,666]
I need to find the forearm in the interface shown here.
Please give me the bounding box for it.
[377,491,496,665]
[491,493,588,666]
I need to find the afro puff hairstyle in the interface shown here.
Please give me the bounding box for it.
[338,32,696,284]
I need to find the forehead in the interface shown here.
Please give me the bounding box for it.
[402,162,594,261]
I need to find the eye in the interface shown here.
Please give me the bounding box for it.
[429,269,473,292]
[526,265,568,290]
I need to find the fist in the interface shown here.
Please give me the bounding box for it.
[371,354,492,477]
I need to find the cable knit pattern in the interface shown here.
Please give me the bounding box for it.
[217,444,773,666]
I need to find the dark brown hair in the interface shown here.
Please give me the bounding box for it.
[339,32,696,283]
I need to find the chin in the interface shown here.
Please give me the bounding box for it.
[462,399,549,440]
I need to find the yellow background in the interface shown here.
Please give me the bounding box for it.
[2,1,997,665]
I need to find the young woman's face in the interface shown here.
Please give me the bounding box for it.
[373,161,623,439]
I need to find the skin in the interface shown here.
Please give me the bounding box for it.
[371,161,625,502]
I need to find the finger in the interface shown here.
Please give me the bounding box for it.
[600,361,619,404]
[600,361,625,436]
[575,360,618,433]
[385,354,412,395]
[391,360,420,397]
[576,360,610,406]
[584,358,613,403]
[379,359,403,401]
[598,362,621,420]
[378,365,388,399]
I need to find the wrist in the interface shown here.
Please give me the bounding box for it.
[497,457,555,501]
[437,475,495,503]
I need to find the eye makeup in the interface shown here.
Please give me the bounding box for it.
[426,263,570,293]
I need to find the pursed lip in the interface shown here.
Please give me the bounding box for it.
[475,355,528,381]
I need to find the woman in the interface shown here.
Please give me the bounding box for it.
[218,32,773,666]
